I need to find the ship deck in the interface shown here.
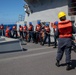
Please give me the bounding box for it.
[0,40,76,75]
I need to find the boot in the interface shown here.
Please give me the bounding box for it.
[55,60,60,67]
[53,46,57,48]
[42,42,44,46]
[66,63,71,71]
[48,44,50,47]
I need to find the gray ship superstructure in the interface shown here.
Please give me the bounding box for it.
[24,0,76,34]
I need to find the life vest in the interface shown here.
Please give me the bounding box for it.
[53,25,57,32]
[36,25,41,31]
[5,28,10,37]
[19,26,23,31]
[45,26,50,33]
[23,26,27,32]
[52,24,57,29]
[58,20,72,38]
[13,26,16,30]
[51,23,57,32]
[28,25,33,31]
[1,25,4,30]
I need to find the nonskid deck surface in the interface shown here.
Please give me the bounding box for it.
[0,41,76,75]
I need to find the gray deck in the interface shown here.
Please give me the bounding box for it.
[0,41,76,75]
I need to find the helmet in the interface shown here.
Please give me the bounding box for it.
[54,21,58,25]
[9,27,12,30]
[37,21,41,25]
[58,12,66,19]
[45,23,49,26]
[29,22,32,25]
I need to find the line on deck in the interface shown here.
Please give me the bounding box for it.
[27,46,53,51]
[0,48,57,62]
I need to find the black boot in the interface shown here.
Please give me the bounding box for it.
[42,42,44,46]
[48,44,50,47]
[53,46,57,48]
[66,63,71,71]
[55,60,60,67]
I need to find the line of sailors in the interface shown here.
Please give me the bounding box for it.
[0,21,54,47]
[19,21,51,47]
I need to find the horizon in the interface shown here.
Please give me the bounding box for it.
[0,0,26,24]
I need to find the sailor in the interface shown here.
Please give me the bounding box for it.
[0,25,1,36]
[5,26,10,37]
[9,27,13,37]
[55,11,76,70]
[42,23,51,46]
[40,26,45,45]
[23,24,28,41]
[28,22,34,42]
[53,21,58,48]
[12,24,17,38]
[35,21,42,43]
[19,25,23,39]
[0,24,5,36]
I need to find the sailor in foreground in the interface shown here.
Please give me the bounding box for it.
[55,11,76,70]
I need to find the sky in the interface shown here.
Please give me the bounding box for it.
[0,0,25,24]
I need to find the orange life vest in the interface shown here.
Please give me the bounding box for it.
[28,25,33,31]
[13,26,16,30]
[51,22,57,28]
[36,25,41,31]
[5,28,10,37]
[58,20,72,38]
[1,26,4,30]
[45,26,50,33]
[23,26,27,32]
[19,26,23,31]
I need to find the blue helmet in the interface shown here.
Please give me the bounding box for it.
[54,21,58,25]
[45,23,49,26]
[37,21,41,25]
[9,27,12,30]
[29,22,32,25]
